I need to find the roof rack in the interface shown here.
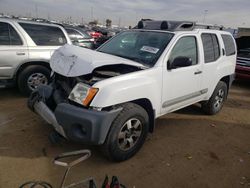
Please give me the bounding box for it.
[135,20,224,31]
[195,23,224,30]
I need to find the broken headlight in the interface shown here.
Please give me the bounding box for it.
[68,83,98,106]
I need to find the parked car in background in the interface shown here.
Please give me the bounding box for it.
[0,18,71,95]
[236,48,250,80]
[235,29,250,80]
[86,29,103,40]
[94,28,123,49]
[64,26,94,49]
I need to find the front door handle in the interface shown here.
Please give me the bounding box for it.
[16,52,26,56]
[194,70,202,75]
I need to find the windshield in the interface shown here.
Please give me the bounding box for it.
[97,30,174,66]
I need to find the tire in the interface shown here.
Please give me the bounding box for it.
[101,103,149,162]
[202,81,228,115]
[17,65,50,96]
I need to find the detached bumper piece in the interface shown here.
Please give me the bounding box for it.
[28,85,121,145]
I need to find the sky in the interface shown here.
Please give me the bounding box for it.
[0,0,249,28]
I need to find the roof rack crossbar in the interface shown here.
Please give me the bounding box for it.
[135,20,224,31]
[195,23,224,30]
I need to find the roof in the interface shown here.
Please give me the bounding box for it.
[0,17,61,27]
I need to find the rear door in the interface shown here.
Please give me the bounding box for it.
[0,21,28,79]
[200,33,224,98]
[18,23,68,62]
[161,34,204,113]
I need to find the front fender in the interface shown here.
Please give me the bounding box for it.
[90,67,162,116]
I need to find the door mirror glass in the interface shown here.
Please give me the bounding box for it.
[168,56,192,69]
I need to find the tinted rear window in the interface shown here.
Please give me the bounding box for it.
[0,22,9,45]
[0,22,22,45]
[19,23,67,46]
[201,33,220,63]
[221,34,236,56]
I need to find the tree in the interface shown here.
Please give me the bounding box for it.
[106,19,112,28]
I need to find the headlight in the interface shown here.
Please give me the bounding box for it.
[68,83,98,106]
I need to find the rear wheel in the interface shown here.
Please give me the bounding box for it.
[17,65,50,96]
[202,81,228,115]
[101,103,149,162]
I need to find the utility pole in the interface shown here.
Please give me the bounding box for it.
[118,17,121,27]
[35,4,38,18]
[47,12,50,20]
[203,10,208,23]
[91,7,93,21]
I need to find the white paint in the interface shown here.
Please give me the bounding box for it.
[91,29,236,118]
[50,44,146,77]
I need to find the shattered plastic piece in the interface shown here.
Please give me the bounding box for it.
[185,154,193,160]
[50,44,146,77]
[241,177,246,180]
[240,182,245,185]
[210,123,216,127]
[239,158,244,163]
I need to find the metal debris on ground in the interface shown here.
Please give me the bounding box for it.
[185,154,193,160]
[239,158,244,163]
[210,124,216,127]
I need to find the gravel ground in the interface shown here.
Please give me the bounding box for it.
[0,80,249,188]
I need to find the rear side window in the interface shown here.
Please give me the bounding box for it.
[221,34,236,56]
[19,23,67,46]
[0,22,23,45]
[201,33,220,63]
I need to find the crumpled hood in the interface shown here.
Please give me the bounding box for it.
[50,44,144,77]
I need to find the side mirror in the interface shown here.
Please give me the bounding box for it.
[168,56,192,70]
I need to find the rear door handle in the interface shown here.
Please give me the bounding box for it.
[16,52,26,56]
[194,70,202,75]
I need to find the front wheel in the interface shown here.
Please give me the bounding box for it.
[101,103,149,162]
[17,65,50,96]
[202,81,228,115]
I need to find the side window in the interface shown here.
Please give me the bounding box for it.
[0,22,9,45]
[221,34,236,56]
[19,23,67,46]
[201,33,220,63]
[9,24,23,45]
[0,22,22,45]
[169,36,198,66]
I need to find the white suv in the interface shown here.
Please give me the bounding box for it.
[0,18,71,95]
[28,20,236,161]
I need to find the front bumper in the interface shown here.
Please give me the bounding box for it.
[28,85,122,145]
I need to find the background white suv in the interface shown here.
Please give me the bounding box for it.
[0,18,71,95]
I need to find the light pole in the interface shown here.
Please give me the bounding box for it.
[203,10,208,23]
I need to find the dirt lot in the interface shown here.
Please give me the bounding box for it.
[0,81,250,188]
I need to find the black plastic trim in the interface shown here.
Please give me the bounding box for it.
[55,103,122,145]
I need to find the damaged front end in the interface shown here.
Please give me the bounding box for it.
[28,44,145,144]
